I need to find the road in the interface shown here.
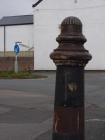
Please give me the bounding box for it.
[0,72,105,140]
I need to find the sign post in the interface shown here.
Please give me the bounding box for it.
[14,42,20,73]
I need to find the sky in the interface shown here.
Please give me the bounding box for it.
[0,0,35,18]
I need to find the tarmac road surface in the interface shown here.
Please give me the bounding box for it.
[0,71,105,140]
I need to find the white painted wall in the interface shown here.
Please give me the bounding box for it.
[0,24,33,53]
[33,0,105,70]
[5,25,34,51]
[0,26,4,51]
[33,0,105,9]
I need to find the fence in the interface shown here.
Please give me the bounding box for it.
[0,51,34,57]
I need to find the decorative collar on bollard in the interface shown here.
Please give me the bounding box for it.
[50,16,92,66]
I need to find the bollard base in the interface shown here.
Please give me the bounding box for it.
[53,132,84,140]
[53,107,84,140]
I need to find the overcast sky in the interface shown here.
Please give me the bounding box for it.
[0,0,35,18]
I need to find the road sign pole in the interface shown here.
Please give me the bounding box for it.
[14,54,18,73]
[14,42,20,73]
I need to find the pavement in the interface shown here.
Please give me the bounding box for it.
[0,71,105,140]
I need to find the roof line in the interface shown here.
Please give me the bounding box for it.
[0,23,33,27]
[0,15,33,26]
[32,0,44,8]
[2,14,33,18]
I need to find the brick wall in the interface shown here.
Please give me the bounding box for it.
[0,57,34,71]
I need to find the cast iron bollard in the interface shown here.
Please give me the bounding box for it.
[50,16,92,140]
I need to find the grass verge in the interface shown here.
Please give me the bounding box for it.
[0,71,47,79]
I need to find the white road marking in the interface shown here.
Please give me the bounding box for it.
[85,119,105,122]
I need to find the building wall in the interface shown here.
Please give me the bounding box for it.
[33,0,105,9]
[33,0,105,70]
[5,25,34,51]
[0,24,34,52]
[0,24,34,71]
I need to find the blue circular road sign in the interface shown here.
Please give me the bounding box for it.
[14,43,20,55]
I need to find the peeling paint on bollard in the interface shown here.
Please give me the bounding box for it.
[50,16,92,140]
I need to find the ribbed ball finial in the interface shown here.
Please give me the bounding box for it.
[60,16,83,35]
[50,16,92,66]
[61,16,82,26]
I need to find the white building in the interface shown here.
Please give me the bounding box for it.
[0,15,34,53]
[33,0,105,70]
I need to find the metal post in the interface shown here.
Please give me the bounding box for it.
[50,17,92,140]
[14,42,20,73]
[15,55,18,73]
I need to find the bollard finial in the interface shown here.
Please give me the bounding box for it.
[50,16,92,66]
[61,16,82,26]
[61,16,82,35]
